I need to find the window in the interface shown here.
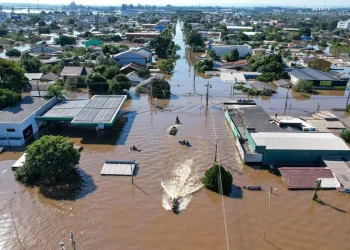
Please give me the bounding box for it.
[6,128,15,132]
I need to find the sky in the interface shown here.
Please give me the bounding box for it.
[0,0,349,7]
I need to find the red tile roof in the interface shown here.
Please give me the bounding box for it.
[279,167,334,190]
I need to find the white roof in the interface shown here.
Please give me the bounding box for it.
[251,132,350,151]
[220,72,246,82]
[25,73,43,80]
[13,153,26,168]
[318,178,340,189]
[227,26,253,30]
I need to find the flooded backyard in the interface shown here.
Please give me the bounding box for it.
[1,22,350,250]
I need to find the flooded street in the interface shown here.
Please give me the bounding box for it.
[1,22,350,250]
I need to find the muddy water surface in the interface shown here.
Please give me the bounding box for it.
[1,22,350,250]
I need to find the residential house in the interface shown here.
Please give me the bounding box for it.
[113,50,148,67]
[120,62,144,74]
[127,71,147,86]
[40,72,59,82]
[77,19,91,28]
[125,32,160,40]
[60,67,94,78]
[28,45,63,56]
[300,57,331,71]
[226,26,253,31]
[84,38,104,47]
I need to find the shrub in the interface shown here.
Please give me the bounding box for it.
[148,77,171,99]
[293,80,314,94]
[158,60,175,74]
[0,88,21,108]
[5,48,21,57]
[135,86,148,94]
[340,130,350,143]
[138,67,150,78]
[203,164,232,194]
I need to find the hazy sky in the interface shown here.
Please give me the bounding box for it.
[1,0,349,7]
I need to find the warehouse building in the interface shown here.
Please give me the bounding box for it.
[206,43,252,57]
[289,67,347,90]
[248,132,350,165]
[225,105,350,165]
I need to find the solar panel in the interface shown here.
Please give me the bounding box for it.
[93,109,116,122]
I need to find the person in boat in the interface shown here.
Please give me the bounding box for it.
[176,116,180,124]
[132,145,137,150]
[182,140,186,144]
[185,140,189,145]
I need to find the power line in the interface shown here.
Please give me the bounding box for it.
[209,105,230,250]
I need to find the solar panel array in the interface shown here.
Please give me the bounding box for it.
[41,96,126,125]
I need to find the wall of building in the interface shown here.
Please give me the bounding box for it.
[0,97,57,147]
[262,149,350,165]
[210,45,252,57]
[113,52,147,66]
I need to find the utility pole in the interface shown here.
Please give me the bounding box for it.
[284,88,289,109]
[70,232,76,250]
[37,81,41,96]
[263,191,271,239]
[214,139,218,162]
[193,68,196,94]
[204,81,211,107]
[131,164,134,184]
[346,88,350,111]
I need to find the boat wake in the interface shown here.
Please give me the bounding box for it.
[161,159,203,211]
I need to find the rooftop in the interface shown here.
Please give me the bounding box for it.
[279,167,338,189]
[38,95,127,126]
[322,156,350,189]
[251,132,350,150]
[289,67,343,81]
[230,106,284,132]
[0,96,52,123]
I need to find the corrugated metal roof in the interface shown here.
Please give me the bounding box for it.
[279,167,336,189]
[251,132,350,150]
[289,67,342,81]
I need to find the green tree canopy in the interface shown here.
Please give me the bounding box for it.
[185,30,204,48]
[222,48,239,62]
[38,26,51,34]
[40,64,52,74]
[0,88,21,108]
[194,59,213,73]
[137,67,150,78]
[292,79,314,94]
[5,48,21,57]
[86,73,108,92]
[158,60,175,74]
[55,35,76,46]
[45,84,66,99]
[148,77,171,99]
[203,164,232,194]
[108,74,131,94]
[0,58,25,91]
[340,130,350,143]
[21,53,42,73]
[15,135,80,185]
[103,65,120,79]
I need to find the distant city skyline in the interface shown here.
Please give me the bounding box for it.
[0,0,350,8]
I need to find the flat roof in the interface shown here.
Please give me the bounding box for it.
[251,132,350,150]
[230,106,284,132]
[221,72,246,82]
[38,95,127,126]
[250,81,275,92]
[0,96,52,123]
[322,156,350,189]
[101,160,136,176]
[289,67,344,81]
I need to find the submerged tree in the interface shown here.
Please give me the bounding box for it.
[15,135,80,186]
[313,180,322,202]
[203,164,232,194]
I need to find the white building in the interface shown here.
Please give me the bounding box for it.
[207,44,252,57]
[0,97,57,147]
[337,20,350,30]
[87,15,108,24]
[113,50,148,66]
[226,26,253,31]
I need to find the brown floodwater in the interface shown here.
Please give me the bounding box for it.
[1,22,350,250]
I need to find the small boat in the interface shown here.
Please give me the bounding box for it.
[169,126,177,136]
[243,186,262,190]
[130,146,141,152]
[178,140,191,147]
[170,198,180,213]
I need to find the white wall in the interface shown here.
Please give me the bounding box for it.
[211,45,252,57]
[0,98,57,147]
